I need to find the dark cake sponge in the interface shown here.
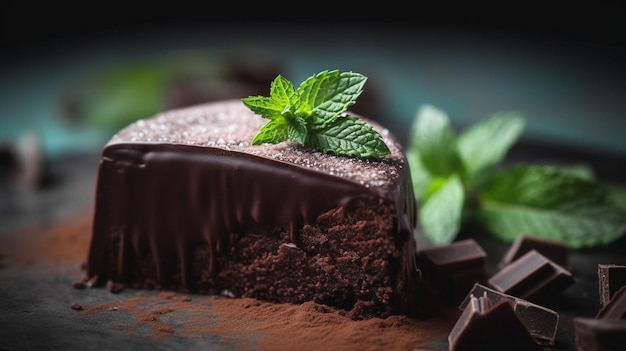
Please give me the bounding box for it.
[85,99,420,319]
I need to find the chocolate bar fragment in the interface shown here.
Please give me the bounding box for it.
[449,294,541,351]
[488,249,574,303]
[498,234,569,269]
[417,239,487,302]
[459,283,559,345]
[598,264,626,306]
[597,285,626,319]
[574,318,626,351]
[83,100,420,320]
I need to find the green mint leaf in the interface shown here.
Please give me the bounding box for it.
[242,70,389,159]
[480,165,606,207]
[607,183,626,212]
[286,115,308,145]
[457,112,525,183]
[306,115,390,158]
[252,118,289,145]
[478,165,626,248]
[270,75,298,106]
[241,95,284,119]
[298,70,367,129]
[409,104,464,177]
[406,148,433,200]
[420,175,465,245]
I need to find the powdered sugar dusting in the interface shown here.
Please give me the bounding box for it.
[108,100,407,193]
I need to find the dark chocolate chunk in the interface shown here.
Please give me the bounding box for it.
[498,234,569,269]
[597,285,626,319]
[598,264,626,306]
[417,239,487,302]
[574,318,626,351]
[459,283,559,345]
[70,302,83,311]
[488,249,574,303]
[449,294,541,351]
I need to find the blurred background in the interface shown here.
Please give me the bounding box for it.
[1,6,625,232]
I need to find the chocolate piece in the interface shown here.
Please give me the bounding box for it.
[597,286,626,319]
[417,239,487,302]
[460,283,559,345]
[84,99,419,320]
[574,318,626,351]
[498,234,569,269]
[598,264,626,306]
[488,249,574,303]
[449,294,541,351]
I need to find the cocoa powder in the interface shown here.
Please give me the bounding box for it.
[78,292,456,351]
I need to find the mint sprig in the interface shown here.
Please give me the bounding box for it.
[407,104,626,248]
[242,70,390,158]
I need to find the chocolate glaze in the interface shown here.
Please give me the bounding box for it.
[86,100,417,311]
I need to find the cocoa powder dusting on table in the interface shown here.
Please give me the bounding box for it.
[1,210,93,265]
[79,292,457,351]
[6,212,457,350]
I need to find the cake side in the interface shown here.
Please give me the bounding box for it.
[86,99,419,319]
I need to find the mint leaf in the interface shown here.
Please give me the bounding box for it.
[299,71,368,130]
[480,165,606,208]
[252,118,289,145]
[479,165,626,248]
[306,116,390,158]
[241,96,284,120]
[407,104,626,248]
[242,70,389,159]
[409,104,464,177]
[420,175,465,245]
[607,183,626,212]
[457,112,525,183]
[271,75,298,107]
[286,115,308,145]
[406,148,433,200]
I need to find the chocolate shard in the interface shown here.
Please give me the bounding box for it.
[498,234,569,269]
[597,285,626,320]
[459,283,559,346]
[449,294,541,351]
[598,264,626,306]
[417,239,487,302]
[574,318,626,351]
[488,249,574,303]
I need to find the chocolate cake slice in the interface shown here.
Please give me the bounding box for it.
[84,99,420,319]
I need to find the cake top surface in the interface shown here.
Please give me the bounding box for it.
[107,99,408,193]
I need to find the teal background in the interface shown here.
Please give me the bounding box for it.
[1,21,625,159]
